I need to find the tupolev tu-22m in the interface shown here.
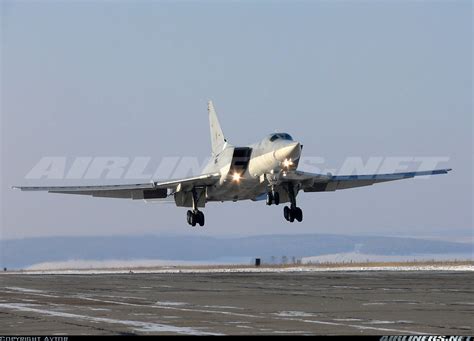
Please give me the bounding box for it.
[15,101,451,227]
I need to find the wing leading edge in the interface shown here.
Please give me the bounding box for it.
[13,173,221,200]
[283,168,452,192]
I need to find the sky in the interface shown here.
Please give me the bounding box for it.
[1,0,472,241]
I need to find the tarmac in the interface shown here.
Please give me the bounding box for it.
[0,271,473,335]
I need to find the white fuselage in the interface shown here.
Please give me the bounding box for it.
[203,133,301,203]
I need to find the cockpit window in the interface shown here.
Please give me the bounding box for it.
[269,133,293,142]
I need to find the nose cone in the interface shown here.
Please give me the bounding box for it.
[274,141,301,162]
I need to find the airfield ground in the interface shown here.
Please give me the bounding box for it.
[0,268,473,335]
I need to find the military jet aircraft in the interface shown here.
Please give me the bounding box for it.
[14,101,451,226]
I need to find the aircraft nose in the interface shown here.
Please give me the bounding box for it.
[274,141,301,162]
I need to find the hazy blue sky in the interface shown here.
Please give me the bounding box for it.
[1,0,472,241]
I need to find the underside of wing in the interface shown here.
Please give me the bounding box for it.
[154,172,221,190]
[284,168,452,192]
[13,182,170,200]
[13,172,221,200]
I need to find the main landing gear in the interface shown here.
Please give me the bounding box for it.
[283,205,303,222]
[186,188,205,227]
[187,209,205,227]
[283,182,303,223]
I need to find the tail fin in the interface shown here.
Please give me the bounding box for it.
[208,100,227,155]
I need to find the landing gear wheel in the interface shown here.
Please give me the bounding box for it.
[273,191,280,205]
[294,207,303,222]
[283,206,290,221]
[187,210,205,227]
[197,211,205,226]
[186,210,193,225]
[289,210,295,222]
[283,206,303,223]
[266,192,274,206]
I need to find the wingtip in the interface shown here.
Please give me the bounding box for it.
[437,168,452,175]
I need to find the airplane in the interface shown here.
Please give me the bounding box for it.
[14,101,451,227]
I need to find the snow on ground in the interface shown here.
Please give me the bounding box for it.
[273,311,316,317]
[19,253,472,272]
[5,287,46,293]
[302,252,473,264]
[155,301,188,307]
[3,264,472,275]
[3,253,472,275]
[0,303,218,335]
[24,259,230,271]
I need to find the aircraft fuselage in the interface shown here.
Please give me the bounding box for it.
[202,133,301,203]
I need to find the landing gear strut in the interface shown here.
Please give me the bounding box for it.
[265,173,280,206]
[186,188,205,227]
[283,183,303,223]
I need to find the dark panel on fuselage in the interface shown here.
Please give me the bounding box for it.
[231,147,252,173]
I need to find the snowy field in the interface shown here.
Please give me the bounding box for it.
[3,263,473,275]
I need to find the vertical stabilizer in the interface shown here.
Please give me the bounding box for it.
[208,100,227,155]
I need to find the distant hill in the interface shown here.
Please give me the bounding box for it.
[0,234,472,269]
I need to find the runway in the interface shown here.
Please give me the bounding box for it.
[0,271,472,335]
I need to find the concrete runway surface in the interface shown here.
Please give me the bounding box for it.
[0,271,472,335]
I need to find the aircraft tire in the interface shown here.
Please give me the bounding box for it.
[197,211,205,226]
[266,192,273,206]
[186,210,193,225]
[289,208,295,222]
[273,191,280,205]
[295,207,303,222]
[283,206,290,221]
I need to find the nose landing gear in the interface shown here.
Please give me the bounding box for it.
[265,173,280,206]
[266,190,280,206]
